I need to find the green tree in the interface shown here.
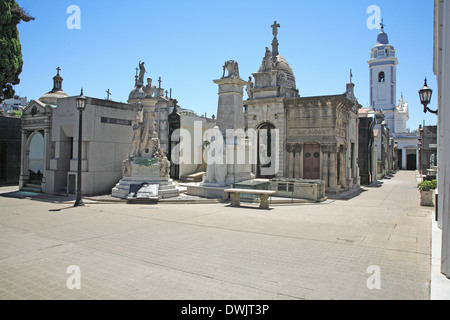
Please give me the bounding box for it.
[0,0,33,103]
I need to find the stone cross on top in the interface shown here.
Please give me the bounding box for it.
[56,67,61,76]
[271,21,280,57]
[271,21,280,37]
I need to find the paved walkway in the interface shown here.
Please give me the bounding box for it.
[0,171,438,299]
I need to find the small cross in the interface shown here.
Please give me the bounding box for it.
[56,67,61,75]
[135,67,139,77]
[105,89,112,100]
[380,18,385,31]
[158,77,162,89]
[271,21,280,37]
[165,90,168,98]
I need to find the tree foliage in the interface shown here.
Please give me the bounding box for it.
[0,0,33,103]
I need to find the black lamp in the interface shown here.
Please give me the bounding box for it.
[419,78,438,115]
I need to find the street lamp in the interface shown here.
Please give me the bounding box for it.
[419,78,438,115]
[74,88,86,207]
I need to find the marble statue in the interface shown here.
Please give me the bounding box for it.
[246,76,254,99]
[144,77,156,98]
[138,61,146,85]
[129,113,143,157]
[222,60,239,78]
[263,47,272,71]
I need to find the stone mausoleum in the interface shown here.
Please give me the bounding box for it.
[244,22,361,193]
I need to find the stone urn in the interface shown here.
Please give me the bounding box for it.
[418,180,437,207]
[420,190,434,207]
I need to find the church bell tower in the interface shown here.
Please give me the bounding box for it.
[368,22,398,112]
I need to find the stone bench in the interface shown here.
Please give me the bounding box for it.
[224,189,276,209]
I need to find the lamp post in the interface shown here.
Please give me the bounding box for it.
[419,78,438,115]
[74,89,86,207]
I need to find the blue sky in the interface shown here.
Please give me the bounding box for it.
[15,0,437,130]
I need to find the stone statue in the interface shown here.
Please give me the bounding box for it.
[154,148,170,177]
[430,153,435,168]
[122,155,133,177]
[139,110,157,156]
[263,47,272,71]
[138,61,146,85]
[222,60,239,78]
[144,77,156,98]
[246,76,254,99]
[129,114,143,157]
[203,126,227,186]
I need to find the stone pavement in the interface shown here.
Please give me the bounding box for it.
[0,171,436,300]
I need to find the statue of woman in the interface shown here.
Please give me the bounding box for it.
[246,76,254,99]
[138,61,146,85]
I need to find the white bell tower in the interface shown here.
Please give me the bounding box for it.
[368,23,398,129]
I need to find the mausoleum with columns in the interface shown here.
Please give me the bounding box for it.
[244,22,361,193]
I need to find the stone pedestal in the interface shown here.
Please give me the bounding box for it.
[111,161,179,199]
[211,64,255,186]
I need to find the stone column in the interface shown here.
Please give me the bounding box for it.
[287,144,294,179]
[341,151,347,188]
[19,129,27,188]
[41,129,49,193]
[212,61,254,186]
[328,151,338,190]
[297,144,303,179]
[293,144,301,179]
[321,147,329,187]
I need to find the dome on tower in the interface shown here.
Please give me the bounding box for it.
[376,30,389,45]
[39,68,68,105]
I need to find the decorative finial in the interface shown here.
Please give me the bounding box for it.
[56,67,61,76]
[380,18,385,31]
[271,21,280,58]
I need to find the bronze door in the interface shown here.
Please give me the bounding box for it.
[303,144,320,180]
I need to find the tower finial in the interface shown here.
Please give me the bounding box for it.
[271,21,280,57]
[380,18,385,32]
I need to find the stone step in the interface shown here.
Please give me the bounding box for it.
[21,186,42,193]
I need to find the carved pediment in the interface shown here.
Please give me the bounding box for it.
[23,100,52,117]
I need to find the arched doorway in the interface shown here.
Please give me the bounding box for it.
[27,132,44,183]
[256,122,276,178]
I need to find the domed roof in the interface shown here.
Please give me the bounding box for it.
[39,69,68,105]
[258,54,296,85]
[39,90,68,106]
[376,30,389,45]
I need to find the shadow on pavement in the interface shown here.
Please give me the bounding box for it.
[326,188,368,201]
[0,189,75,204]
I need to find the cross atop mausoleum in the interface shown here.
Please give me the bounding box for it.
[271,21,280,37]
[271,21,280,57]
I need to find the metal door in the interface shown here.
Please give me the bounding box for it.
[303,144,320,180]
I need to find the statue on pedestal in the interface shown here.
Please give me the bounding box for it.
[138,61,146,85]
